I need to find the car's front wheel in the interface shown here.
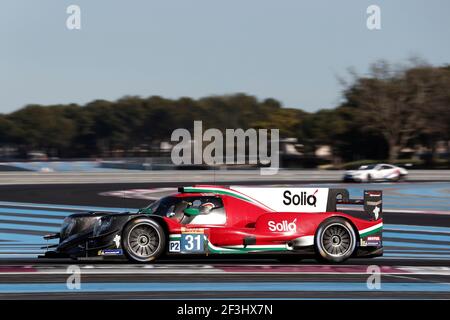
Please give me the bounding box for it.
[315,217,356,263]
[122,218,166,263]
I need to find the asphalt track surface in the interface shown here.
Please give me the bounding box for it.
[0,181,449,299]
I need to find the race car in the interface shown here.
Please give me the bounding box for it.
[41,185,383,263]
[343,163,408,182]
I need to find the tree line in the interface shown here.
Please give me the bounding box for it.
[0,61,449,162]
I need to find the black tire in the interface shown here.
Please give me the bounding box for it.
[315,217,357,263]
[122,218,166,263]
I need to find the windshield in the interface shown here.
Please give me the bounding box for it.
[140,196,177,216]
[143,198,162,214]
[358,164,376,170]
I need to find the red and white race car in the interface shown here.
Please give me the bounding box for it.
[43,185,383,263]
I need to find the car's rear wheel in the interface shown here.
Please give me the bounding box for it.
[315,218,356,263]
[122,218,166,263]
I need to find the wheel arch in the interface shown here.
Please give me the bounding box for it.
[313,215,360,262]
[120,215,169,263]
[122,215,170,241]
[315,215,360,246]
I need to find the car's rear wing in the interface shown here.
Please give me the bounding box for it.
[328,189,382,221]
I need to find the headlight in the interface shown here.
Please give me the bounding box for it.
[93,216,113,237]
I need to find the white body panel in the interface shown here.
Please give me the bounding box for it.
[230,187,330,212]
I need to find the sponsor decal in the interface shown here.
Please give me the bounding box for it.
[113,234,121,248]
[364,190,383,220]
[230,187,329,212]
[373,206,380,220]
[283,190,318,207]
[268,219,297,232]
[181,227,205,234]
[367,235,381,246]
[98,249,123,256]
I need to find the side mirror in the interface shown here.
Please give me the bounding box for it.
[183,208,201,216]
[138,207,153,214]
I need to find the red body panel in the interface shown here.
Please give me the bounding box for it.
[161,188,382,249]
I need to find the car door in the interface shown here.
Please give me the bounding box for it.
[378,165,395,180]
[370,164,383,180]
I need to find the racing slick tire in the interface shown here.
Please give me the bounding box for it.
[122,218,166,263]
[315,217,357,263]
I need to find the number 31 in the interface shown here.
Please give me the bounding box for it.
[185,234,202,251]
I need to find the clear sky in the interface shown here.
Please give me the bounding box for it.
[1,0,449,113]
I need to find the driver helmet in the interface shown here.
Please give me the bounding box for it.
[199,202,215,214]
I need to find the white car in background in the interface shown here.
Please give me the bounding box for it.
[343,163,408,182]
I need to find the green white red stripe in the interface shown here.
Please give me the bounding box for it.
[169,234,290,253]
[359,222,383,237]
